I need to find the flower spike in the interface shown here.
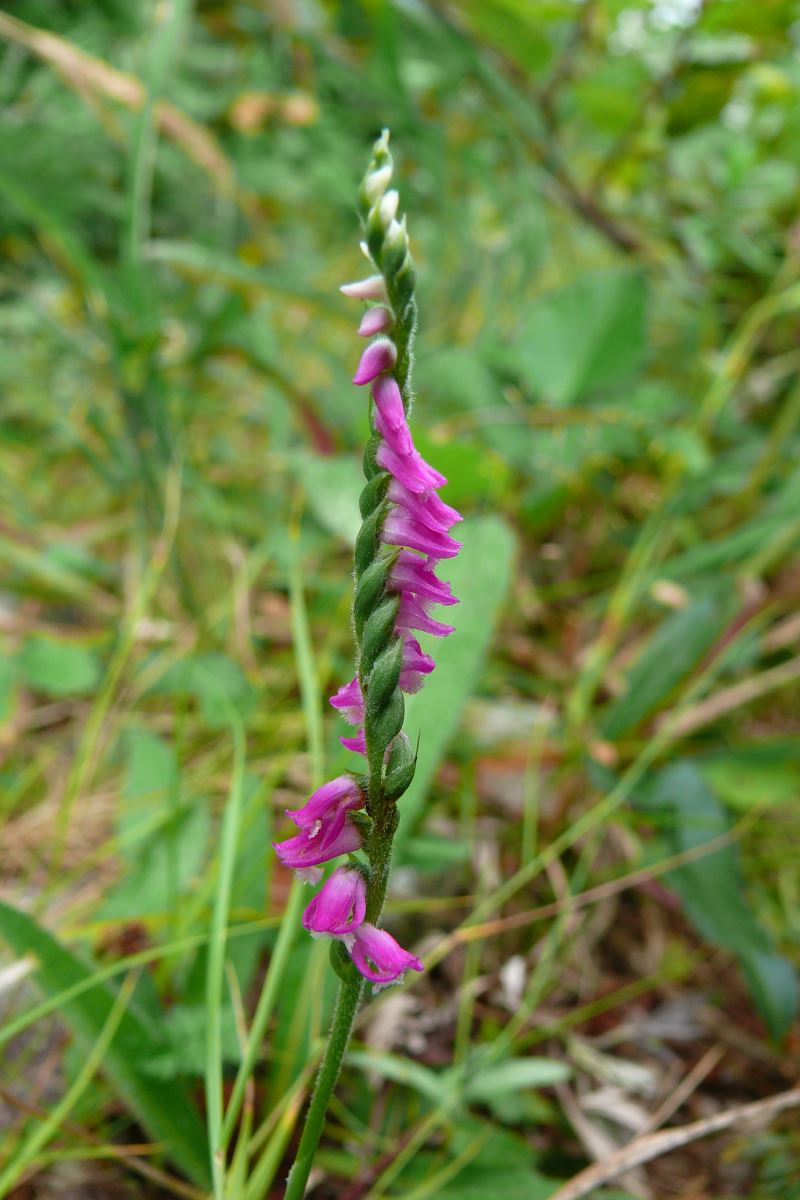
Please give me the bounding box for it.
[276,132,460,1000]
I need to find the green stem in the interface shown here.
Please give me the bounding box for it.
[283,973,364,1200]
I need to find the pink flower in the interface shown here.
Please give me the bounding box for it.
[372,376,413,455]
[387,479,462,534]
[382,510,462,560]
[358,306,394,337]
[353,338,397,386]
[286,776,364,830]
[376,442,447,494]
[347,923,423,985]
[396,592,456,638]
[340,275,387,300]
[399,634,436,692]
[340,728,367,755]
[390,551,457,607]
[302,868,367,937]
[273,819,361,871]
[330,676,364,726]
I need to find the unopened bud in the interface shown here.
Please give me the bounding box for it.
[378,190,399,229]
[363,164,392,205]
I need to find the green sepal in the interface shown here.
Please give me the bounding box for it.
[381,237,407,282]
[384,755,417,801]
[349,810,373,838]
[386,732,416,776]
[365,686,404,750]
[357,184,373,224]
[359,595,400,675]
[363,432,382,477]
[329,938,359,983]
[354,501,389,579]
[383,731,418,800]
[359,471,390,520]
[365,636,404,716]
[353,551,398,640]
[345,855,371,884]
[391,260,417,316]
[366,211,385,265]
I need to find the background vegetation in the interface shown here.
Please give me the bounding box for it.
[1,1,800,1196]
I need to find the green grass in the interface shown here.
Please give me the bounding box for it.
[1,2,799,1198]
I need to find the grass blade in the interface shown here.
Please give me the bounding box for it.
[204,711,247,1198]
[0,902,211,1188]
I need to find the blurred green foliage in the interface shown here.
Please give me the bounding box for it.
[1,0,800,1196]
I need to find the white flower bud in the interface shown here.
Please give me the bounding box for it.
[378,189,399,229]
[385,217,406,252]
[363,164,392,204]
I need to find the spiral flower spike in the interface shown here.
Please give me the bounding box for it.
[282,129,461,1200]
[276,132,461,984]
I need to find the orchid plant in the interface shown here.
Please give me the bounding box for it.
[276,131,462,1197]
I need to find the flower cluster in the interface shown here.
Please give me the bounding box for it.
[273,131,459,989]
[274,778,423,985]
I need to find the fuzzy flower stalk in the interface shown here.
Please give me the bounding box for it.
[281,132,461,1199]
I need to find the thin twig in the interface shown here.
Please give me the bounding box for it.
[453,820,747,944]
[549,1086,800,1200]
[642,1044,726,1135]
[659,654,800,738]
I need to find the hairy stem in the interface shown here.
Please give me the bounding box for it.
[283,973,364,1200]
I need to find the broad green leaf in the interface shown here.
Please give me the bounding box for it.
[150,652,256,727]
[645,762,798,1037]
[414,1119,559,1199]
[601,588,737,739]
[293,452,363,544]
[403,833,471,870]
[144,1004,242,1078]
[0,657,18,727]
[100,730,209,920]
[412,430,512,509]
[701,747,800,811]
[0,901,211,1187]
[463,1056,571,1102]
[18,635,102,698]
[416,347,499,414]
[119,729,180,859]
[397,516,516,850]
[346,1050,448,1103]
[510,268,647,407]
[426,1166,558,1200]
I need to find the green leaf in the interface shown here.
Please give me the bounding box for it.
[150,653,256,728]
[700,745,800,811]
[463,1056,571,1103]
[396,516,516,850]
[18,635,102,698]
[510,268,647,407]
[0,901,211,1187]
[118,729,180,860]
[144,1004,243,1078]
[644,763,798,1037]
[293,452,364,544]
[346,1050,448,1103]
[601,588,737,739]
[413,1119,559,1199]
[411,432,512,510]
[99,730,209,920]
[0,657,18,727]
